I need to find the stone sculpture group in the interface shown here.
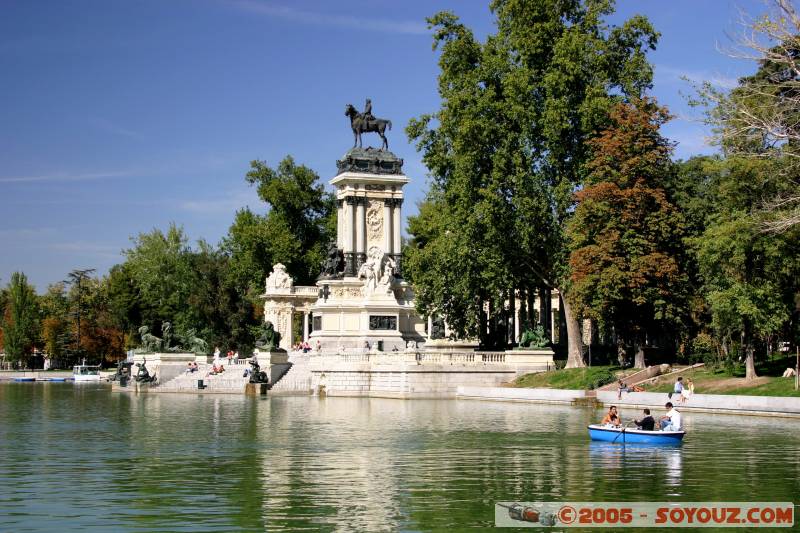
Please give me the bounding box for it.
[357,246,396,294]
[135,322,208,354]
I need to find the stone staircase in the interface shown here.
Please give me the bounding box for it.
[269,352,313,395]
[155,363,250,393]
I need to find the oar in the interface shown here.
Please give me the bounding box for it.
[612,420,636,444]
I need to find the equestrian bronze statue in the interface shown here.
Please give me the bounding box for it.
[345,99,392,150]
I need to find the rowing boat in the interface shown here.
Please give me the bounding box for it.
[587,424,685,445]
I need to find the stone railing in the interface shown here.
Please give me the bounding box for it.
[311,350,552,367]
[476,352,506,363]
[293,286,321,297]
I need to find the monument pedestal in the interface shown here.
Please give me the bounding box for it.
[310,276,423,352]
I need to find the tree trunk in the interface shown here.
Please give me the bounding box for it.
[745,342,758,381]
[633,342,646,369]
[561,293,586,368]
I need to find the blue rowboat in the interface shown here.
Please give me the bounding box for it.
[588,424,685,445]
[13,377,36,382]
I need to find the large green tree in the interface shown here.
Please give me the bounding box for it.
[692,156,800,380]
[567,100,687,368]
[1,272,40,366]
[123,223,199,335]
[227,155,335,289]
[406,0,658,363]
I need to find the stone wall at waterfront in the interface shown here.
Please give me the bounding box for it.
[457,386,588,404]
[309,351,554,398]
[597,390,800,417]
[455,386,800,418]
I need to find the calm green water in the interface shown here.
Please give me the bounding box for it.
[0,383,798,532]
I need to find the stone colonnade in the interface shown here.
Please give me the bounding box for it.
[337,195,402,277]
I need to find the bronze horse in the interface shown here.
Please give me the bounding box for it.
[345,104,392,150]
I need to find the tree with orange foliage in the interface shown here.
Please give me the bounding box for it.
[567,99,687,368]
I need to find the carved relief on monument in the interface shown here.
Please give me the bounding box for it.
[332,286,364,299]
[366,200,384,246]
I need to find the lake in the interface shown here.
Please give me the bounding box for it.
[0,383,798,531]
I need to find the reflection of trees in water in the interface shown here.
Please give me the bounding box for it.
[111,394,268,531]
[101,395,800,530]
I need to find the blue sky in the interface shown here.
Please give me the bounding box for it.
[0,0,769,290]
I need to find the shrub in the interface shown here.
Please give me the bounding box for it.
[587,368,616,389]
[689,333,715,364]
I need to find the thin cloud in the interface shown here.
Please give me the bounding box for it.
[656,64,739,89]
[229,0,427,35]
[0,170,135,184]
[88,117,143,140]
[48,241,123,260]
[0,227,59,237]
[178,188,262,214]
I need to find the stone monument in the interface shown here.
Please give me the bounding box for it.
[259,101,426,352]
[308,103,426,351]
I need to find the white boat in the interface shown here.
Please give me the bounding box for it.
[72,363,102,382]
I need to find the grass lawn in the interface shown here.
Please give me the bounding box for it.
[643,365,800,398]
[513,366,621,390]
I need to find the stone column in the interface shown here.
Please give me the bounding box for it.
[514,298,521,342]
[392,199,402,254]
[427,315,433,339]
[285,311,293,350]
[336,199,344,249]
[345,196,357,276]
[356,197,366,267]
[383,199,393,254]
[303,312,309,342]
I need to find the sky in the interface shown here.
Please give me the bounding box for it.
[0,0,772,290]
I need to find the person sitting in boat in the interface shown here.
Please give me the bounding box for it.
[659,402,682,431]
[634,408,655,431]
[601,405,620,426]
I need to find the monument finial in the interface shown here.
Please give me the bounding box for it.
[345,99,392,151]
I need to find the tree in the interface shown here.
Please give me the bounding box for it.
[39,283,71,362]
[1,272,39,366]
[406,0,658,362]
[692,157,800,380]
[567,100,687,368]
[105,263,142,347]
[696,0,800,232]
[123,223,199,333]
[233,155,336,286]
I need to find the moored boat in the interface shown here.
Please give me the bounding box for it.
[72,363,101,382]
[588,424,685,445]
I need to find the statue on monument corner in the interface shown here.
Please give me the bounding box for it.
[518,323,549,349]
[319,241,344,279]
[345,99,392,150]
[255,321,283,352]
[265,263,293,291]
